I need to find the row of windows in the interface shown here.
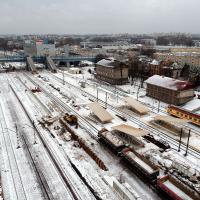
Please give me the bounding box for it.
[176,111,200,123]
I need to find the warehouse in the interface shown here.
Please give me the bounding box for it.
[145,75,194,105]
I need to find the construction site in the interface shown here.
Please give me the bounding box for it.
[0,59,200,200]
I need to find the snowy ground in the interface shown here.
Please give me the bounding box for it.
[0,68,199,200]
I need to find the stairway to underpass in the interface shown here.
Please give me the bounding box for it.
[26,57,37,73]
[46,56,57,73]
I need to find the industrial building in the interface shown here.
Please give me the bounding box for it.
[145,75,195,105]
[24,40,56,57]
[95,58,128,85]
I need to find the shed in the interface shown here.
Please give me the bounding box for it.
[124,97,149,115]
[87,102,113,123]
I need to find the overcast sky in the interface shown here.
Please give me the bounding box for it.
[0,0,200,34]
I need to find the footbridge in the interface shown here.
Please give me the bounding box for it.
[0,55,96,63]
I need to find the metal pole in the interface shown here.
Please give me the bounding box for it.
[15,124,20,149]
[157,100,161,113]
[97,88,99,102]
[62,69,65,85]
[32,120,37,144]
[137,86,140,100]
[178,128,183,152]
[184,129,191,156]
[105,92,108,109]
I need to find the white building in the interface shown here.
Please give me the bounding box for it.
[24,40,56,57]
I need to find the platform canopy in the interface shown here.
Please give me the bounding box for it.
[124,97,149,115]
[87,102,113,123]
[154,115,189,125]
[112,124,147,137]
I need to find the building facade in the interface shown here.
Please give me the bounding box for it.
[154,52,200,71]
[145,75,194,105]
[149,60,183,79]
[95,58,128,85]
[24,40,56,57]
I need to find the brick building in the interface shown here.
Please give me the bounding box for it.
[95,58,128,85]
[145,75,194,105]
[149,60,183,79]
[153,52,200,70]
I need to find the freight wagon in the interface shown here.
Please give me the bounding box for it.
[157,175,200,200]
[121,148,159,181]
[98,128,126,153]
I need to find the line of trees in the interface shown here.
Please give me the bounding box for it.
[156,34,194,46]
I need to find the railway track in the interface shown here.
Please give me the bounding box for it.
[9,80,96,200]
[0,102,27,200]
[23,73,99,140]
[6,97,54,200]
[23,73,164,200]
[49,73,200,159]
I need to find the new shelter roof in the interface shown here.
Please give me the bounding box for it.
[87,102,113,123]
[154,115,189,125]
[112,124,147,137]
[124,97,149,114]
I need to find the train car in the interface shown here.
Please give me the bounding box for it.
[98,128,126,153]
[167,105,200,127]
[157,175,200,200]
[143,134,170,150]
[121,148,159,181]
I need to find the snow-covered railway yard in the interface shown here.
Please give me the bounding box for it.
[0,70,200,200]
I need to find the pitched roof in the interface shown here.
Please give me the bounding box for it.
[145,75,191,91]
[154,115,189,125]
[112,124,147,137]
[87,102,113,123]
[124,97,149,114]
[96,58,126,68]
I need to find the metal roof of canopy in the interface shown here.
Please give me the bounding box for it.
[112,124,147,137]
[124,97,149,115]
[154,115,189,125]
[87,102,113,123]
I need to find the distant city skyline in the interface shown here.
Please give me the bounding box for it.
[1,0,200,34]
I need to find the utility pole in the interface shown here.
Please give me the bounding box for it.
[32,120,37,145]
[157,100,161,113]
[178,128,183,152]
[137,86,140,100]
[184,129,191,156]
[62,69,65,85]
[15,124,21,149]
[97,88,99,102]
[105,92,108,109]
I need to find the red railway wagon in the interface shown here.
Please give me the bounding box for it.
[157,175,200,200]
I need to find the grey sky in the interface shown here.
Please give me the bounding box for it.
[0,0,200,34]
